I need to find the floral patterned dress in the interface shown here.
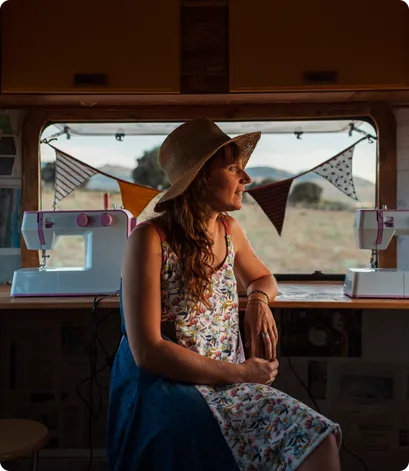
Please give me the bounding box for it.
[107,218,341,471]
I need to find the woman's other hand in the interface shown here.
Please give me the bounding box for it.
[244,300,278,360]
[240,357,279,385]
[226,215,278,360]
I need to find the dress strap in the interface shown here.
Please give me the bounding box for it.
[220,216,230,236]
[138,221,166,243]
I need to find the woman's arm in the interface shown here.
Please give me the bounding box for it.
[121,223,246,385]
[228,215,278,299]
[227,216,279,358]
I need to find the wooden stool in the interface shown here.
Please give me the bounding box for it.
[0,419,48,471]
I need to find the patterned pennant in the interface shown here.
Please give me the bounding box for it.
[247,179,294,236]
[53,149,98,208]
[312,146,358,200]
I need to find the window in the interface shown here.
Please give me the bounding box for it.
[40,119,377,275]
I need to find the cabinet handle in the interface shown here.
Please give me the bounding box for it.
[73,73,108,87]
[303,71,338,85]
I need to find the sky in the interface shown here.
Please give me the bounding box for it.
[40,120,377,183]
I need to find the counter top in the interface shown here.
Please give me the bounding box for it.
[2,282,409,310]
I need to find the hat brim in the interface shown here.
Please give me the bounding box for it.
[154,130,261,213]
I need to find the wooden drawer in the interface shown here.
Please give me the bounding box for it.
[230,0,409,92]
[1,0,180,93]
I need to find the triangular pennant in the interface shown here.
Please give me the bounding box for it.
[118,180,161,217]
[312,146,358,200]
[50,145,161,214]
[247,179,294,236]
[53,149,98,208]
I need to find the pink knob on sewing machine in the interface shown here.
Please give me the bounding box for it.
[75,213,89,227]
[100,213,113,227]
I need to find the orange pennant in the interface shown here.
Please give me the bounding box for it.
[118,180,160,217]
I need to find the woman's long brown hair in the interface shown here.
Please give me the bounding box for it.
[162,142,241,307]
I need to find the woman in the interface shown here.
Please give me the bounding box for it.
[106,119,342,471]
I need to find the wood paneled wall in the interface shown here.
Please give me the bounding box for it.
[181,0,229,93]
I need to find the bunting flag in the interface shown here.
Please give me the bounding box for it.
[118,180,160,217]
[245,136,370,235]
[53,149,98,208]
[312,145,358,200]
[48,135,369,233]
[50,145,160,217]
[247,178,294,236]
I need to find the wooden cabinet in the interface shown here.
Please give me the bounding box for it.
[230,0,409,92]
[1,0,180,93]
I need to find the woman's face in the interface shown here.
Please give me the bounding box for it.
[203,149,252,213]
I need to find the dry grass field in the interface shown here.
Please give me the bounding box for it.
[41,186,371,274]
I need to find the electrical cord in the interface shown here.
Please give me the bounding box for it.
[76,292,120,471]
[276,316,370,471]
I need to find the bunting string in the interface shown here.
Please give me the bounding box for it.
[48,145,161,217]
[47,135,371,231]
[53,149,98,209]
[246,136,371,235]
[308,138,367,201]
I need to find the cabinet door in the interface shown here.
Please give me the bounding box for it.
[1,0,180,93]
[230,0,409,92]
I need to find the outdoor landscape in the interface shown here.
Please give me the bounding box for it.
[41,159,375,274]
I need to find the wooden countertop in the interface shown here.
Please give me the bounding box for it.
[2,282,409,310]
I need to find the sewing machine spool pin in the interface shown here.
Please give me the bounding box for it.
[104,193,110,210]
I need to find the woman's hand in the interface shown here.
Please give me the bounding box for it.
[244,300,278,360]
[240,357,279,385]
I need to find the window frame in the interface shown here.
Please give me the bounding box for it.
[20,104,397,276]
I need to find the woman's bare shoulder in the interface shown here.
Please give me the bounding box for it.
[223,214,244,235]
[127,218,163,254]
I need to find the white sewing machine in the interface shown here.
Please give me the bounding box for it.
[344,208,409,298]
[11,209,137,297]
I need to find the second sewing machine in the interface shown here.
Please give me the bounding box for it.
[344,208,409,298]
[11,208,137,297]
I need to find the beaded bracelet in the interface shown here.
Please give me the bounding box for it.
[248,289,269,304]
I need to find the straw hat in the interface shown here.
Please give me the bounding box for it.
[154,118,261,212]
